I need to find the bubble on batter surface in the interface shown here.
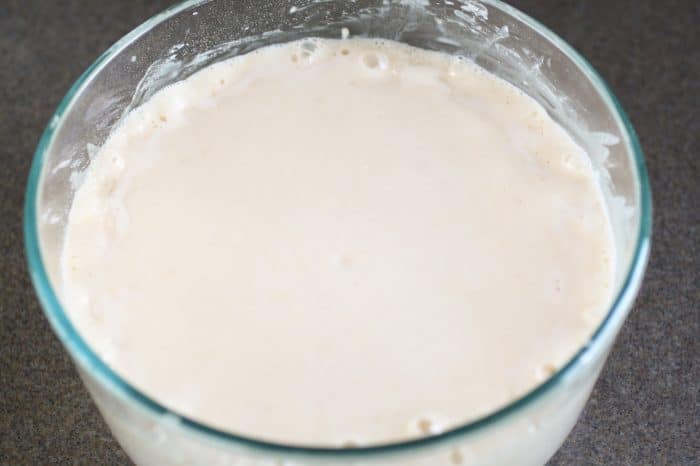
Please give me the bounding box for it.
[408,413,449,437]
[535,362,558,382]
[361,52,388,71]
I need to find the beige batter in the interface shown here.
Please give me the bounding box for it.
[61,38,615,446]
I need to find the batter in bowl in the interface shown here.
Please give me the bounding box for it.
[61,38,615,446]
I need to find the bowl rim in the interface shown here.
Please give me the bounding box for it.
[23,0,652,458]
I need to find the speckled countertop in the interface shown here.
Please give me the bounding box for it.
[1,1,698,464]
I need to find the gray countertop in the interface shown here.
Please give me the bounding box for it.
[1,1,698,464]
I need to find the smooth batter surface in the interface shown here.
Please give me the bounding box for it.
[61,38,615,446]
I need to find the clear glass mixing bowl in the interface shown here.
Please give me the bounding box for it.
[24,1,652,465]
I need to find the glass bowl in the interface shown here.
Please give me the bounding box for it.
[24,1,652,465]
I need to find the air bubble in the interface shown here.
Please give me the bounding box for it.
[409,413,448,437]
[536,363,557,381]
[418,418,434,435]
[361,52,388,72]
[362,53,379,69]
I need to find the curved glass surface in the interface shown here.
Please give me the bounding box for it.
[24,0,652,458]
